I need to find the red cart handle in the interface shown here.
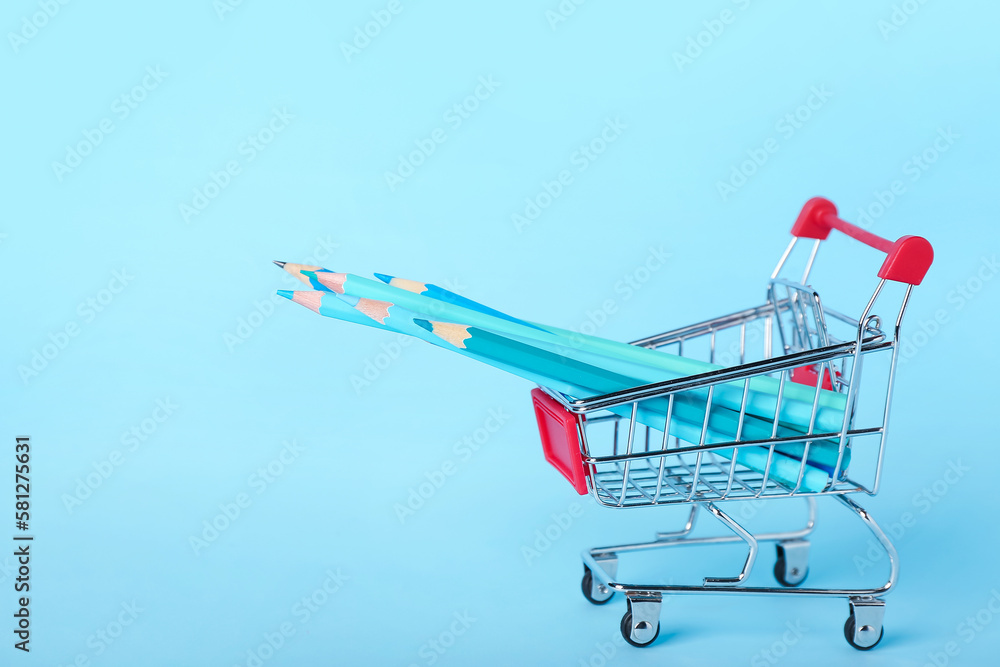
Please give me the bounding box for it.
[791,197,933,285]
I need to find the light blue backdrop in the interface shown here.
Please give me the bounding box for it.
[3,1,999,665]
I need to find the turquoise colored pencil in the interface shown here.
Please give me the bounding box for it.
[414,319,846,487]
[276,289,394,331]
[274,285,769,453]
[496,328,847,435]
[275,276,841,491]
[278,289,602,398]
[373,273,550,332]
[276,288,837,490]
[283,291,701,438]
[274,283,805,452]
[273,261,333,291]
[293,266,848,434]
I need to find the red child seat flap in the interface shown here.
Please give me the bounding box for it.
[531,388,588,495]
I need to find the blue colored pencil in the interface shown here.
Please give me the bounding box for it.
[374,273,550,332]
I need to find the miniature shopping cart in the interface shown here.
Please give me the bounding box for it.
[530,197,933,650]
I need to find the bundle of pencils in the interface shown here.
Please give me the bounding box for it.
[274,262,850,492]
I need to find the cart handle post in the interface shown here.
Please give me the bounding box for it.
[790,197,933,285]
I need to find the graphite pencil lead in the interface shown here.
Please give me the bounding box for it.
[273,260,287,268]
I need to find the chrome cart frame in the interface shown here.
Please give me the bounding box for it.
[531,198,933,650]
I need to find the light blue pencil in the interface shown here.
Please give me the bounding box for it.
[374,273,549,332]
[274,265,847,436]
[365,270,849,433]
[278,289,835,492]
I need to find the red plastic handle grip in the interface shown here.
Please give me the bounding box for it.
[790,197,934,285]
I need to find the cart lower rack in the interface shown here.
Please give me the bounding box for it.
[531,198,933,650]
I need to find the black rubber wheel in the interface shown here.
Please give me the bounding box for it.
[620,610,660,648]
[773,553,808,587]
[844,615,884,651]
[581,567,613,605]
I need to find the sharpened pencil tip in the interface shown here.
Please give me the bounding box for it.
[373,272,393,284]
[413,318,432,332]
[276,290,294,300]
[273,260,287,269]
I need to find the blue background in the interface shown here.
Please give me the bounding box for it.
[3,0,999,665]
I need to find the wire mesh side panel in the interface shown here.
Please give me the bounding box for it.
[575,282,898,508]
[583,417,800,507]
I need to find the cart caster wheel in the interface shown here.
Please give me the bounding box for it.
[581,567,614,605]
[773,541,809,587]
[620,599,661,648]
[620,611,660,648]
[773,554,808,587]
[844,614,884,651]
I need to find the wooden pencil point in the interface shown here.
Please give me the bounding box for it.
[315,272,348,294]
[290,290,323,314]
[354,298,392,324]
[427,321,472,349]
[281,263,326,287]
